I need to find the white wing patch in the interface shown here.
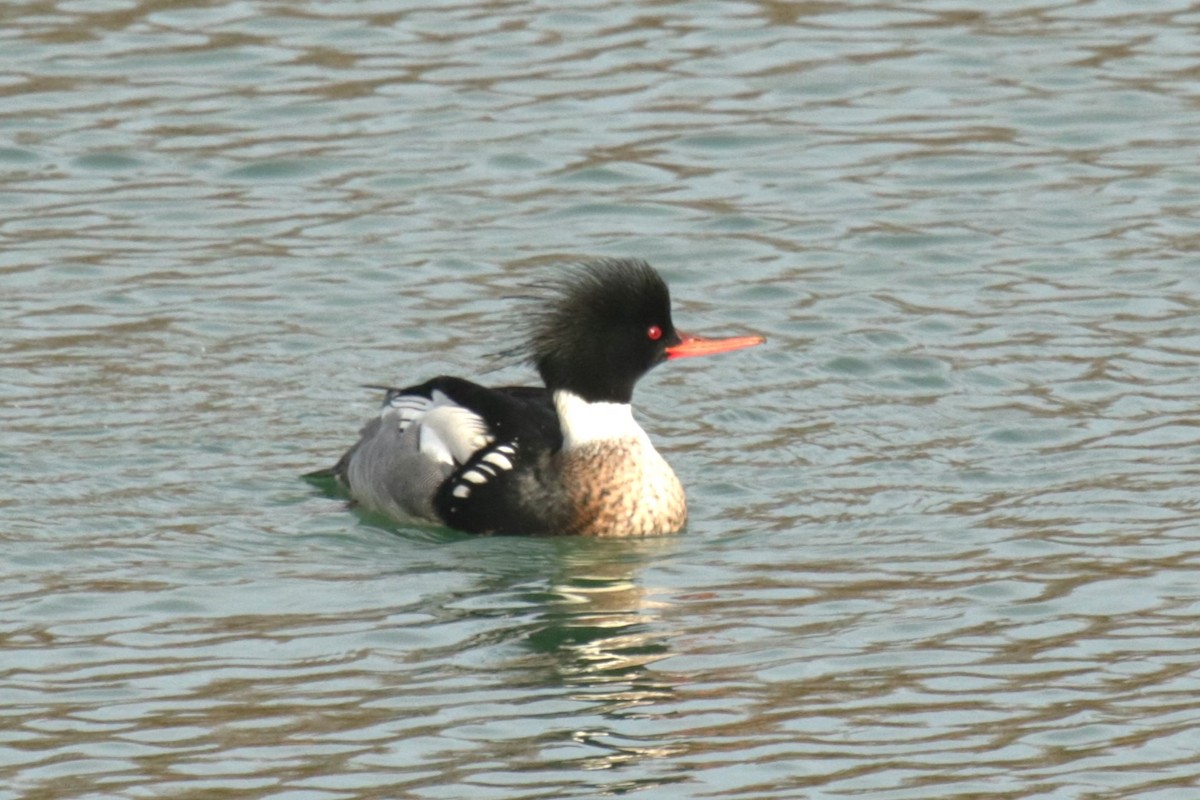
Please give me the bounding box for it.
[382,389,494,466]
[418,405,493,465]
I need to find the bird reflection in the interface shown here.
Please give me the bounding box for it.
[523,537,680,720]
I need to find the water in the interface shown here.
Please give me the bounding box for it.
[4,1,1200,797]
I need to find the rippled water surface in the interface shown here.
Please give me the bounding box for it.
[5,1,1200,797]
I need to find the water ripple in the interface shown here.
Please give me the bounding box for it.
[4,0,1200,797]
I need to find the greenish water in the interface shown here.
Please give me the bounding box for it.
[4,1,1200,798]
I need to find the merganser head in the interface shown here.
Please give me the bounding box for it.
[520,258,765,404]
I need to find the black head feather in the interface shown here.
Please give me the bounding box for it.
[517,258,681,403]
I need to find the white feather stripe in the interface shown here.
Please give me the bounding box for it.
[381,395,433,432]
[483,451,514,470]
[386,396,432,411]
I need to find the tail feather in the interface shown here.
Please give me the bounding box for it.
[302,466,338,482]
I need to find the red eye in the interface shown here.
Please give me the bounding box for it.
[647,325,663,341]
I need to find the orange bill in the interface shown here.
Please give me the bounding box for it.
[666,330,766,360]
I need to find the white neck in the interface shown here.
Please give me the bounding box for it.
[554,390,651,450]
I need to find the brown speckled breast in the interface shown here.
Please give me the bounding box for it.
[559,439,687,536]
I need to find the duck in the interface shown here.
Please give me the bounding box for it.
[310,258,764,535]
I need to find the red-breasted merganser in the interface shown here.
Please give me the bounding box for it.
[311,258,764,536]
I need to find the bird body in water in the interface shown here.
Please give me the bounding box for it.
[309,258,764,536]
